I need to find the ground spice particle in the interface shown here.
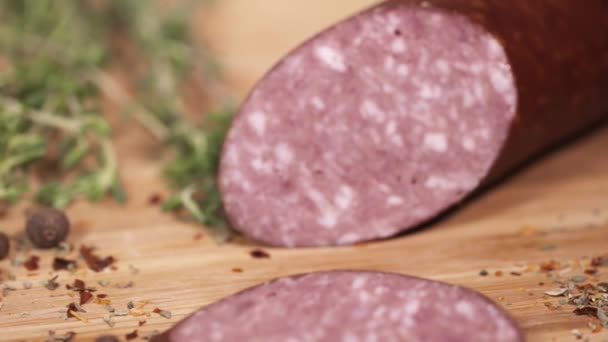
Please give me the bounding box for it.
[540,260,560,272]
[573,306,598,317]
[232,268,243,273]
[495,271,503,277]
[43,275,60,291]
[591,255,608,267]
[510,272,522,276]
[23,255,40,271]
[79,291,93,305]
[79,245,116,272]
[53,257,77,271]
[125,330,138,341]
[479,270,488,276]
[139,320,147,326]
[584,268,597,275]
[250,249,270,259]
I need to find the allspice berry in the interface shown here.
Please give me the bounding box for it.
[95,336,120,342]
[0,232,9,260]
[26,207,70,249]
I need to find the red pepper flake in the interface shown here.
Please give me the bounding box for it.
[79,291,93,305]
[152,308,162,314]
[250,249,270,259]
[70,279,85,291]
[148,193,163,205]
[584,268,597,275]
[138,320,146,327]
[193,233,203,241]
[232,268,243,273]
[66,303,78,318]
[510,272,522,276]
[96,294,108,299]
[540,260,560,272]
[79,245,116,272]
[53,257,77,271]
[573,306,598,317]
[23,255,40,271]
[125,330,138,341]
[591,254,608,267]
[495,271,503,277]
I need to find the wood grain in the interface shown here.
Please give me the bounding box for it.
[1,1,607,341]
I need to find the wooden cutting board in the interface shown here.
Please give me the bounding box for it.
[1,1,607,341]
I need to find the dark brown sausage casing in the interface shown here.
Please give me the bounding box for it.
[219,0,608,247]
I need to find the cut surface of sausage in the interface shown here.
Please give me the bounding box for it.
[152,271,524,342]
[219,0,608,247]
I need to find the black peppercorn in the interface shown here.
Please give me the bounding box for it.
[25,207,70,249]
[95,335,120,342]
[0,232,9,260]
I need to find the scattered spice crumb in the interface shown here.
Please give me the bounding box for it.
[43,275,60,291]
[544,302,557,311]
[138,320,147,326]
[591,254,608,267]
[53,257,77,271]
[573,306,598,317]
[102,314,115,328]
[48,331,76,342]
[79,291,93,305]
[570,275,587,283]
[479,270,488,277]
[540,260,560,272]
[113,309,129,316]
[250,249,270,259]
[510,272,522,276]
[148,193,163,205]
[232,268,243,273]
[584,268,597,275]
[114,281,134,289]
[494,271,503,277]
[68,310,88,323]
[95,335,119,342]
[519,226,538,236]
[193,233,203,241]
[571,329,583,339]
[127,301,135,309]
[142,330,160,341]
[129,264,139,275]
[125,330,138,341]
[538,282,545,286]
[97,294,108,299]
[79,245,116,272]
[23,255,40,271]
[544,288,568,297]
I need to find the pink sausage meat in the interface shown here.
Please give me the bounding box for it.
[152,271,524,342]
[219,0,608,247]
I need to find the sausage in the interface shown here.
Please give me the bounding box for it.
[218,0,608,247]
[152,271,524,342]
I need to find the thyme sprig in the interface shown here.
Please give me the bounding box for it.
[0,0,233,233]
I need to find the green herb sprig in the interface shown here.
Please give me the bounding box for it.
[0,0,233,236]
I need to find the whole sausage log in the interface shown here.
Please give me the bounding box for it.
[219,0,608,247]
